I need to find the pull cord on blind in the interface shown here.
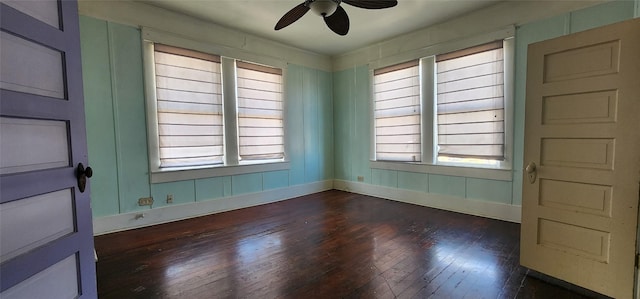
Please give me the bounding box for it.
[373,60,421,162]
[154,44,224,168]
[436,41,505,161]
[236,61,284,161]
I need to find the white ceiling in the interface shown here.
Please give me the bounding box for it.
[140,0,503,56]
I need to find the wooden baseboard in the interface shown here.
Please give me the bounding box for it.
[93,180,334,235]
[94,179,522,235]
[333,179,521,223]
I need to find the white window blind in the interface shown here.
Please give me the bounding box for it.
[374,60,421,162]
[154,44,223,168]
[436,41,505,160]
[236,61,284,161]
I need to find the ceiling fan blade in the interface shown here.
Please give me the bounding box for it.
[324,5,349,35]
[342,0,398,9]
[275,2,310,30]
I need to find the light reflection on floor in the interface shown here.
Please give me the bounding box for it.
[370,225,503,297]
[435,243,499,280]
[235,232,283,265]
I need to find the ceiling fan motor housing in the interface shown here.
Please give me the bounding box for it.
[276,0,397,36]
[309,0,342,17]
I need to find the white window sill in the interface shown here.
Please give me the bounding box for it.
[370,161,512,181]
[150,161,290,184]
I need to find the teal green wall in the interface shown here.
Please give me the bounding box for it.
[80,16,333,218]
[512,0,636,205]
[332,64,515,204]
[333,66,370,183]
[81,0,636,219]
[80,19,150,216]
[333,0,636,207]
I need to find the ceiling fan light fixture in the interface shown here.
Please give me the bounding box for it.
[309,0,339,17]
[275,0,396,36]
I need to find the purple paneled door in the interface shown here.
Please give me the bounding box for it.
[0,0,97,298]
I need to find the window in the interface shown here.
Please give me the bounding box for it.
[436,41,505,164]
[145,42,287,181]
[153,44,224,168]
[372,38,513,172]
[373,60,420,162]
[236,62,284,162]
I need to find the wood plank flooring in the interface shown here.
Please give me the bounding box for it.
[95,190,594,298]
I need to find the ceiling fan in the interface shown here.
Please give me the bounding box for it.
[275,0,398,36]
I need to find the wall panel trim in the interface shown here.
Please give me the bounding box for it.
[77,0,331,71]
[334,180,521,223]
[93,180,333,235]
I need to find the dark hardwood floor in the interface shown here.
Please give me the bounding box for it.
[95,190,593,299]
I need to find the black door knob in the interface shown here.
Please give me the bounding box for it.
[76,163,93,193]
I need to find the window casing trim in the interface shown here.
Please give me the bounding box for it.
[370,160,512,181]
[368,26,514,71]
[142,30,289,183]
[144,40,161,173]
[150,161,290,184]
[142,27,287,70]
[369,30,515,178]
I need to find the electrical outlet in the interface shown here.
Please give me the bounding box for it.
[166,194,173,204]
[357,176,364,182]
[138,197,154,207]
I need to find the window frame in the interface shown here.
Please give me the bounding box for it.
[235,60,286,162]
[152,43,225,168]
[369,30,514,181]
[373,60,422,162]
[142,30,289,184]
[434,40,510,167]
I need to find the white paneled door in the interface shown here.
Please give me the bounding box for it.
[0,0,97,298]
[521,18,640,298]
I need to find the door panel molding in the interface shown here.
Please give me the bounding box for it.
[2,255,79,298]
[0,168,74,203]
[0,4,69,52]
[0,233,81,292]
[521,18,640,298]
[0,0,97,297]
